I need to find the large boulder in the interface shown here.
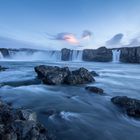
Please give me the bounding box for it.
[61,48,71,61]
[83,47,112,62]
[111,96,140,117]
[0,99,52,140]
[34,65,95,85]
[35,65,70,85]
[120,47,140,63]
[65,68,95,85]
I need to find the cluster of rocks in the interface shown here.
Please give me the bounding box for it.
[0,99,52,140]
[34,65,105,95]
[34,65,95,85]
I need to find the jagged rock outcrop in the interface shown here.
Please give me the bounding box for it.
[120,47,140,63]
[61,48,71,61]
[111,96,140,117]
[0,48,10,57]
[0,99,52,140]
[83,47,112,62]
[34,65,95,85]
[65,68,95,85]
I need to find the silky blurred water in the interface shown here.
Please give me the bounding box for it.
[0,60,140,140]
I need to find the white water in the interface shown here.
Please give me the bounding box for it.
[112,49,121,63]
[0,51,4,59]
[71,50,83,61]
[1,50,83,61]
[8,50,61,61]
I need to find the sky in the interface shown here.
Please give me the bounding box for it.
[0,0,140,50]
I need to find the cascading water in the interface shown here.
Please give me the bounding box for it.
[112,49,121,63]
[46,51,61,61]
[71,50,83,61]
[7,50,61,61]
[0,51,4,59]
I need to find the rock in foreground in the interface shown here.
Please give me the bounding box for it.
[85,86,104,94]
[0,99,52,140]
[34,65,95,85]
[111,96,140,117]
[0,65,8,71]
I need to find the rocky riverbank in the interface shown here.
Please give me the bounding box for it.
[0,99,53,140]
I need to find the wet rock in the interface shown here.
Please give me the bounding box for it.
[35,65,70,85]
[0,66,8,71]
[61,48,71,61]
[85,86,104,94]
[0,99,52,140]
[34,65,95,85]
[83,47,112,62]
[65,68,95,85]
[0,48,10,57]
[111,96,140,117]
[120,47,140,63]
[17,109,37,121]
[90,71,99,77]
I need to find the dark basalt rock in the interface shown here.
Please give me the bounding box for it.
[120,47,140,63]
[0,99,52,140]
[90,71,99,77]
[0,66,8,71]
[111,96,140,117]
[65,68,95,85]
[85,86,104,94]
[61,48,71,61]
[35,65,70,85]
[83,47,112,62]
[34,65,95,85]
[0,48,10,57]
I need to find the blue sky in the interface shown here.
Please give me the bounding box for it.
[0,0,140,49]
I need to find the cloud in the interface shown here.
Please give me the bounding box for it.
[106,33,124,47]
[82,30,92,40]
[46,32,79,44]
[126,35,140,47]
[46,30,93,46]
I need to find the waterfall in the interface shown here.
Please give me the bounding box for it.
[112,49,121,63]
[45,51,61,61]
[8,50,61,61]
[0,51,4,59]
[71,50,83,61]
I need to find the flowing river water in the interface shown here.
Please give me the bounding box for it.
[0,60,140,140]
